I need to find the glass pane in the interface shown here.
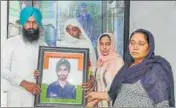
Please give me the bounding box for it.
[38,1,102,47]
[106,1,125,57]
[7,1,128,57]
[8,1,21,38]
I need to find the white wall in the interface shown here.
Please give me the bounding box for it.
[130,1,176,102]
[1,1,8,107]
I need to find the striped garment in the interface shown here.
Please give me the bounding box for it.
[94,66,113,107]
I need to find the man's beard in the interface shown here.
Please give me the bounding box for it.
[22,27,40,43]
[58,75,68,81]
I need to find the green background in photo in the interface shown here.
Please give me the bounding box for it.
[40,84,83,104]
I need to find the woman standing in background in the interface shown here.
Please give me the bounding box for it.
[84,33,124,107]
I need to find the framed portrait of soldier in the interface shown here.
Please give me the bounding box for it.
[34,46,89,107]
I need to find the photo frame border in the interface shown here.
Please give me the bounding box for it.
[34,46,89,107]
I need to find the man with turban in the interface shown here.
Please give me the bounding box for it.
[1,6,47,107]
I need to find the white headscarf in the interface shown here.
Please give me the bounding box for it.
[57,18,97,67]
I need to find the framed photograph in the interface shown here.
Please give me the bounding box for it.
[34,46,89,107]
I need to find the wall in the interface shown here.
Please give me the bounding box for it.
[130,0,176,101]
[1,1,176,106]
[1,1,8,107]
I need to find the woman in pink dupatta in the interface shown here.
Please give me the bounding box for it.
[86,32,124,107]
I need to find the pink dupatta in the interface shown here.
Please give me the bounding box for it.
[96,33,124,77]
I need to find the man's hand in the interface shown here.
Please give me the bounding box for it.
[20,80,40,95]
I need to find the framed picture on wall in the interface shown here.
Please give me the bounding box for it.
[38,1,103,47]
[7,0,130,59]
[37,1,130,58]
[34,46,89,107]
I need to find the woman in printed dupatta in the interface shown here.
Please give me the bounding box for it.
[86,29,175,107]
